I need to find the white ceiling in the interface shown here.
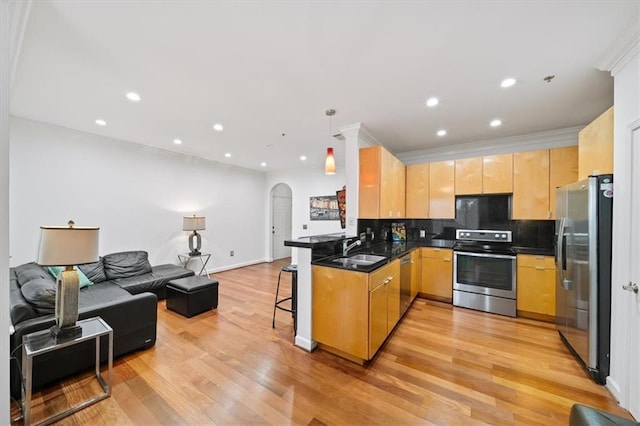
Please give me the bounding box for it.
[10,1,638,172]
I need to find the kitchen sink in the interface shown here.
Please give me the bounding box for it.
[331,254,387,267]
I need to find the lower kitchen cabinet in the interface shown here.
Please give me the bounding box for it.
[410,249,421,299]
[516,254,556,322]
[420,247,453,302]
[312,259,400,363]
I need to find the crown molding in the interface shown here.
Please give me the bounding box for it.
[396,126,581,165]
[338,122,381,148]
[8,0,32,88]
[596,9,640,75]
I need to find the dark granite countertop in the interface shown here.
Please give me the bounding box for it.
[512,246,555,256]
[284,233,357,248]
[313,238,554,272]
[312,239,455,272]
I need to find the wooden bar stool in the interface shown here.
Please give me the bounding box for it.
[272,264,297,334]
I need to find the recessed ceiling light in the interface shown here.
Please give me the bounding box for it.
[437,129,447,136]
[426,97,439,107]
[500,78,516,88]
[490,119,502,127]
[126,92,141,102]
[260,162,267,167]
[225,153,231,158]
[300,155,307,161]
[95,119,107,126]
[213,123,224,132]
[173,139,182,145]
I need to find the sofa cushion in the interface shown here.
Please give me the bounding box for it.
[78,281,133,308]
[103,251,152,280]
[10,269,38,324]
[14,263,52,288]
[46,267,93,288]
[78,258,107,283]
[20,278,56,315]
[112,264,194,296]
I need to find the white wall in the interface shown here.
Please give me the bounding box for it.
[1,1,12,422]
[607,48,640,406]
[265,167,346,262]
[10,117,268,272]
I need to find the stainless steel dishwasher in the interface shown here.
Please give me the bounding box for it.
[399,253,413,316]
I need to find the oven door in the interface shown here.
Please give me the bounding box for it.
[453,251,516,299]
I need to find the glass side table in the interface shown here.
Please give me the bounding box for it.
[178,252,211,276]
[21,317,113,426]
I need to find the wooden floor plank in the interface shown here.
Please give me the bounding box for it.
[13,258,635,425]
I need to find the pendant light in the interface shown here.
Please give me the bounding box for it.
[325,108,336,175]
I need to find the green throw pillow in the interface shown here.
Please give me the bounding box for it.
[47,266,93,288]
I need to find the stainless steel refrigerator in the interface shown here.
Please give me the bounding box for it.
[556,175,613,385]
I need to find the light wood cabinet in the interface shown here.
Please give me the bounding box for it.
[359,146,405,219]
[482,153,513,194]
[455,154,513,195]
[312,266,369,360]
[549,146,579,219]
[410,249,421,299]
[405,163,429,218]
[578,106,613,181]
[513,150,551,219]
[428,160,455,218]
[420,247,453,302]
[312,259,400,363]
[455,157,483,195]
[517,254,556,322]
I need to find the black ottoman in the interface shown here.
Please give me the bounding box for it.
[166,276,219,318]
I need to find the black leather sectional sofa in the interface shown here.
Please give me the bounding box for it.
[9,250,194,396]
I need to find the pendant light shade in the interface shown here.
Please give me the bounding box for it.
[325,147,336,175]
[324,108,337,175]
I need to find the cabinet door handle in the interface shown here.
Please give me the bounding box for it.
[443,258,451,262]
[535,266,545,271]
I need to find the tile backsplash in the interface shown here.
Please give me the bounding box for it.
[358,218,555,249]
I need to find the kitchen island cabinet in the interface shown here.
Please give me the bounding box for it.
[420,247,453,303]
[312,259,400,363]
[516,254,556,322]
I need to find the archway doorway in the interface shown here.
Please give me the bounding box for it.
[271,183,292,260]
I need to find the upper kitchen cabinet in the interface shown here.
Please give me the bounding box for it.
[455,154,513,195]
[359,146,406,219]
[454,157,482,195]
[578,106,613,181]
[428,160,455,218]
[405,163,429,218]
[513,150,550,219]
[482,153,513,194]
[549,146,578,219]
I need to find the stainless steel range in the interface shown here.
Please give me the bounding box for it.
[453,229,516,317]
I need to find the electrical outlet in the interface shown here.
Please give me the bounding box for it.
[302,224,307,230]
[420,229,426,238]
[230,250,234,257]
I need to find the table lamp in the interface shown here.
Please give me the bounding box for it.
[37,220,100,338]
[183,215,205,256]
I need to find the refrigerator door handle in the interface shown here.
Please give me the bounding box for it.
[557,217,567,279]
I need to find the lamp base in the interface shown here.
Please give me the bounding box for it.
[50,324,82,340]
[188,250,201,257]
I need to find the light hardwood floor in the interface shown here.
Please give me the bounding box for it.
[14,258,634,425]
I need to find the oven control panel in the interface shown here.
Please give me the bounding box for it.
[456,229,512,242]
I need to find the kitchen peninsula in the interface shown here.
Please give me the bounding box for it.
[284,233,358,351]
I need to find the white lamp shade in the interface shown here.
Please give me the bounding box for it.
[37,226,100,266]
[183,216,206,231]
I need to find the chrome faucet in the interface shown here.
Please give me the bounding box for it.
[342,238,362,256]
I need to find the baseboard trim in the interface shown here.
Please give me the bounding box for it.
[606,376,625,406]
[294,335,317,352]
[205,258,271,274]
